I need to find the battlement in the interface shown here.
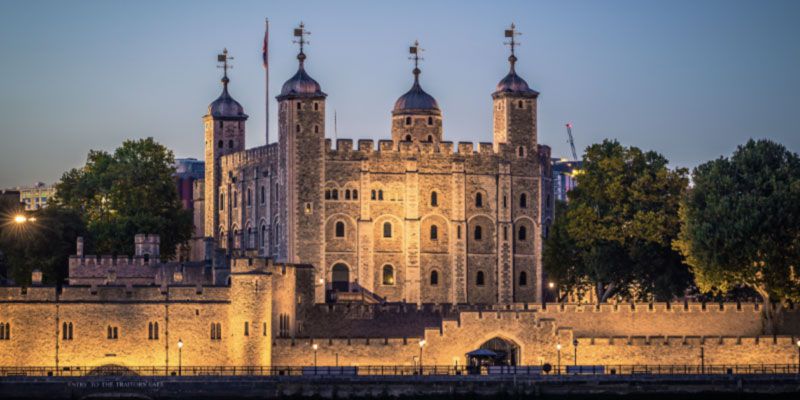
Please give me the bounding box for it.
[322,136,513,158]
[220,143,278,168]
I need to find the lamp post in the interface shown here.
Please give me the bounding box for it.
[312,343,319,368]
[556,343,562,375]
[177,338,183,376]
[796,340,800,374]
[700,346,705,374]
[418,339,426,375]
[573,339,578,366]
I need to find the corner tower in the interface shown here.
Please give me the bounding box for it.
[391,41,442,146]
[492,24,539,154]
[203,49,248,246]
[276,23,327,301]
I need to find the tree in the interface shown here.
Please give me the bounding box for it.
[0,205,86,285]
[544,139,692,302]
[674,139,800,333]
[53,138,192,260]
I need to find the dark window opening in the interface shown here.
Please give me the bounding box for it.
[383,222,392,238]
[474,225,482,240]
[382,265,395,285]
[335,221,345,238]
[475,193,483,208]
[430,270,439,286]
[519,271,528,286]
[518,226,527,241]
[430,225,438,240]
[476,271,485,286]
[431,191,438,207]
[520,193,527,208]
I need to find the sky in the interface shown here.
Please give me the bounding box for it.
[0,0,799,188]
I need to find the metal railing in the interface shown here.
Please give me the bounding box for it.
[0,364,799,378]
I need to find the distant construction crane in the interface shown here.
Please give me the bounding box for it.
[565,122,578,160]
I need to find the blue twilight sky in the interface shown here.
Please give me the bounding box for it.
[1,0,799,188]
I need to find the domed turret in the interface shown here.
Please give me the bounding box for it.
[493,54,538,98]
[393,68,440,115]
[208,76,248,119]
[277,46,326,100]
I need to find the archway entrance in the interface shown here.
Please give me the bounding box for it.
[467,337,519,368]
[331,263,350,292]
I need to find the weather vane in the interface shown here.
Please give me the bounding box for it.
[293,22,311,63]
[409,40,424,78]
[504,23,522,67]
[217,48,234,80]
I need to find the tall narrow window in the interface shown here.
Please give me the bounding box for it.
[244,321,249,336]
[314,102,319,111]
[332,189,339,200]
[247,189,252,206]
[371,190,376,200]
[519,271,528,286]
[430,191,438,207]
[518,226,527,241]
[62,322,73,340]
[427,135,433,142]
[314,125,320,133]
[325,189,331,200]
[405,117,412,126]
[261,186,266,204]
[335,221,345,238]
[427,116,433,126]
[474,225,482,240]
[352,189,358,199]
[405,134,412,141]
[382,265,395,285]
[148,322,153,340]
[383,222,392,238]
[430,225,438,240]
[503,195,507,208]
[219,193,224,211]
[228,139,234,148]
[378,190,384,200]
[457,225,462,239]
[476,271,485,286]
[233,191,238,208]
[345,189,351,200]
[218,140,223,149]
[503,226,508,240]
[520,193,527,208]
[261,225,267,247]
[430,270,439,286]
[475,192,483,208]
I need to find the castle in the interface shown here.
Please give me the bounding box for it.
[192,24,552,306]
[2,24,799,372]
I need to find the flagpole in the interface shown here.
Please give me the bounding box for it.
[264,18,270,145]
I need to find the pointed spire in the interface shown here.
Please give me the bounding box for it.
[217,48,234,94]
[208,48,247,119]
[278,22,326,100]
[494,24,538,98]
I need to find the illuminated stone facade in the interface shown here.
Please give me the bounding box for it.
[200,33,553,306]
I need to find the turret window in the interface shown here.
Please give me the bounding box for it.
[405,117,412,126]
[517,100,524,109]
[352,189,358,199]
[297,102,302,110]
[228,140,234,148]
[383,222,392,238]
[476,271,485,286]
[405,134,412,141]
[233,191,238,208]
[518,226,527,241]
[260,186,266,204]
[430,270,439,286]
[430,225,438,240]
[519,271,528,286]
[218,140,223,149]
[314,125,320,134]
[335,221,345,238]
[382,265,395,285]
[475,192,483,208]
[332,189,339,200]
[314,102,319,111]
[220,193,225,211]
[518,146,526,157]
[378,190,384,200]
[345,189,351,200]
[427,135,433,142]
[427,116,433,126]
[430,191,438,207]
[520,193,528,208]
[247,189,252,207]
[474,225,482,241]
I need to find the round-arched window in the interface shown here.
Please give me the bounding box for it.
[382,265,395,285]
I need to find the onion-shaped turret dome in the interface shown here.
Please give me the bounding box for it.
[208,75,248,119]
[493,54,539,98]
[393,67,440,115]
[277,51,326,100]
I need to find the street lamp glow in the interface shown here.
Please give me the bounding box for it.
[419,339,426,348]
[318,278,324,285]
[548,282,555,289]
[796,340,800,347]
[556,343,562,351]
[177,339,184,349]
[13,215,27,224]
[312,343,319,351]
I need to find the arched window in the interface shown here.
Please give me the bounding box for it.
[325,189,331,200]
[430,270,439,286]
[518,226,527,241]
[247,227,254,248]
[219,193,224,211]
[378,190,384,200]
[260,186,266,204]
[296,124,301,133]
[382,265,395,285]
[503,226,508,240]
[427,116,433,125]
[520,193,527,208]
[474,225,482,240]
[430,191,438,207]
[331,189,338,200]
[233,191,238,208]
[335,221,345,238]
[228,139,234,148]
[518,100,524,108]
[352,189,358,199]
[297,102,302,110]
[345,189,351,200]
[383,222,392,238]
[314,102,319,111]
[314,125,320,133]
[518,146,525,157]
[430,225,438,240]
[457,225,462,239]
[427,135,433,142]
[217,140,223,149]
[405,117,412,126]
[247,189,252,206]
[475,192,483,208]
[62,322,74,340]
[476,271,485,286]
[371,190,376,200]
[261,225,267,247]
[503,195,507,208]
[519,271,528,286]
[405,134,412,141]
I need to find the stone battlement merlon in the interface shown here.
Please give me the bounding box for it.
[220,143,278,168]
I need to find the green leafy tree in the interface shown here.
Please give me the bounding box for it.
[674,139,800,333]
[544,139,692,302]
[53,138,192,260]
[0,205,86,285]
